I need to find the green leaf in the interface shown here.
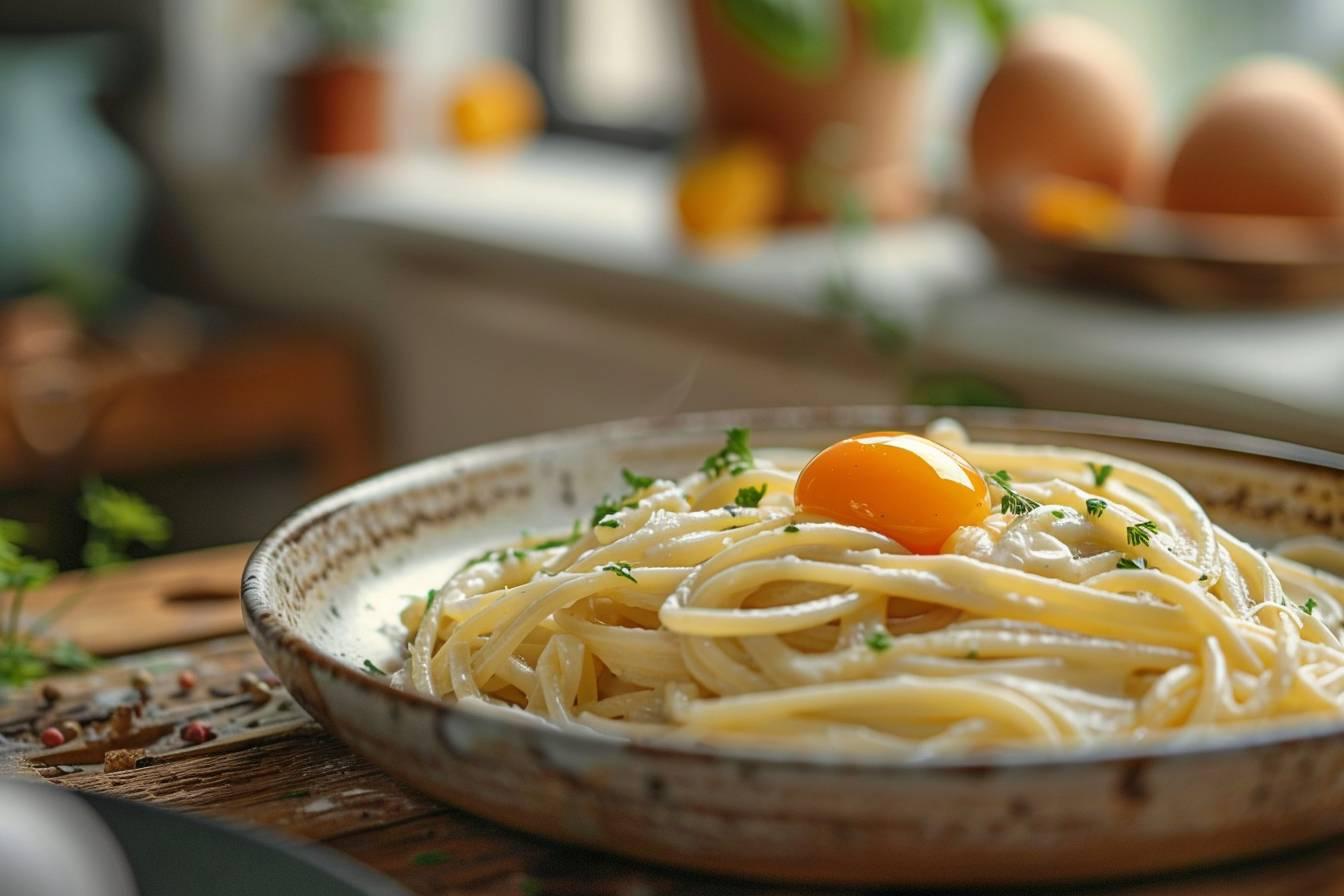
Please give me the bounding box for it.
[734,484,768,508]
[621,469,654,491]
[1085,498,1107,518]
[855,0,929,58]
[79,480,170,569]
[965,0,1014,50]
[865,629,893,652]
[700,428,755,479]
[717,0,840,74]
[0,643,48,687]
[1303,597,1317,616]
[784,524,800,533]
[1087,463,1114,488]
[0,519,29,548]
[0,553,57,591]
[362,659,387,676]
[602,562,638,584]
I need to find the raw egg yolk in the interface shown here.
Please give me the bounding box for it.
[794,432,991,554]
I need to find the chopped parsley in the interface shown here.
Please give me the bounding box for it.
[1088,463,1114,487]
[1198,574,1209,583]
[865,630,892,653]
[1050,510,1066,519]
[1085,498,1107,518]
[1125,520,1159,547]
[966,648,979,659]
[602,562,638,583]
[621,469,654,491]
[281,789,310,799]
[590,497,637,528]
[425,588,439,610]
[597,519,620,528]
[1303,597,1318,616]
[784,524,800,533]
[361,659,387,676]
[411,851,451,867]
[1116,557,1148,570]
[734,484,767,508]
[700,427,754,479]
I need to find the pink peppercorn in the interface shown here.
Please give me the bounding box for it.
[178,670,198,692]
[181,721,214,745]
[40,727,65,748]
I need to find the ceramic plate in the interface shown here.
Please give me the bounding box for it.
[243,407,1344,886]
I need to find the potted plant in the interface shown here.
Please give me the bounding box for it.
[688,0,1008,223]
[288,0,400,158]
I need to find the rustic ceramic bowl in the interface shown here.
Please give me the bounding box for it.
[243,407,1344,886]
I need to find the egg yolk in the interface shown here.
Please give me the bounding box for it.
[794,432,991,554]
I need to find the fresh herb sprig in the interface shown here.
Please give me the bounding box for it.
[1303,597,1318,616]
[602,562,638,583]
[1116,557,1149,570]
[1,482,170,687]
[1088,463,1114,488]
[734,484,767,508]
[1125,520,1159,548]
[985,470,1040,516]
[701,427,754,479]
[1085,498,1107,518]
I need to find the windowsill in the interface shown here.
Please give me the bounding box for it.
[310,138,1344,450]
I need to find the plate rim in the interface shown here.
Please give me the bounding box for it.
[242,405,1344,774]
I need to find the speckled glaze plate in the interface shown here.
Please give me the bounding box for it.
[243,408,1344,887]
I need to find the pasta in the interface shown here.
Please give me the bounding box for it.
[395,420,1344,756]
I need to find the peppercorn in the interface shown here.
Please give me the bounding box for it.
[181,720,214,745]
[57,720,82,742]
[177,669,198,693]
[238,672,260,692]
[40,683,61,704]
[130,669,153,692]
[39,727,65,748]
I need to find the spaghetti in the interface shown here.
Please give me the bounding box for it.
[396,420,1344,755]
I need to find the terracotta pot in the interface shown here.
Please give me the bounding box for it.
[289,55,387,158]
[688,0,925,224]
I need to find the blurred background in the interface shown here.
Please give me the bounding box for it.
[4,0,1344,561]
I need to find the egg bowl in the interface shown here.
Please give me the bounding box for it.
[242,407,1344,886]
[970,181,1344,309]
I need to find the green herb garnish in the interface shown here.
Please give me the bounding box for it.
[966,648,979,659]
[985,470,1040,516]
[1050,510,1066,519]
[361,659,387,676]
[865,630,892,652]
[784,525,800,533]
[621,469,654,491]
[1125,520,1159,547]
[602,562,638,584]
[597,519,620,528]
[281,789,310,799]
[1116,557,1148,570]
[1303,597,1318,616]
[1087,463,1114,488]
[1085,498,1107,518]
[701,427,754,479]
[734,484,767,508]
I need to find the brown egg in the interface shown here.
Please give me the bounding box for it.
[1162,57,1344,218]
[968,15,1153,198]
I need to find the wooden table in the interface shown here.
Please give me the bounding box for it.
[5,547,1344,896]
